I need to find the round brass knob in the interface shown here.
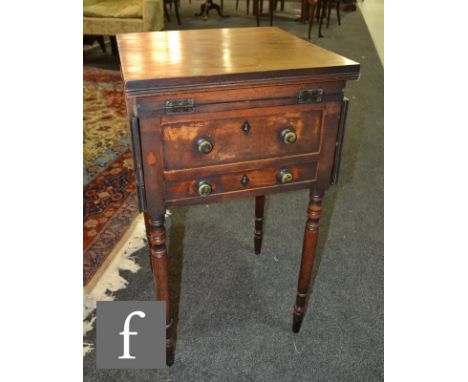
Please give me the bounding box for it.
[197,180,212,196]
[281,128,297,145]
[277,169,293,184]
[197,138,213,154]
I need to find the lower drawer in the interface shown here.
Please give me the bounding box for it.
[165,161,317,202]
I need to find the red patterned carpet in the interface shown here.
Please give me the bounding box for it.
[83,67,139,286]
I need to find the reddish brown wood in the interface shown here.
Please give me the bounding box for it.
[116,27,359,94]
[254,195,265,254]
[166,161,317,201]
[117,27,360,365]
[137,81,345,110]
[147,215,174,366]
[292,190,323,333]
[162,105,322,171]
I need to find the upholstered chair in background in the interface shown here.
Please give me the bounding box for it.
[84,0,164,54]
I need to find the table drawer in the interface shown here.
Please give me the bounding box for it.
[162,104,323,171]
[166,160,317,202]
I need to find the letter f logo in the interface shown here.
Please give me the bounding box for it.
[118,310,146,359]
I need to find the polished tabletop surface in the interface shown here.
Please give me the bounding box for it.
[117,27,360,88]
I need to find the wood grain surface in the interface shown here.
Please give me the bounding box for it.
[162,104,323,170]
[117,27,360,91]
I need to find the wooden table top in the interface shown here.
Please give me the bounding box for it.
[117,27,360,92]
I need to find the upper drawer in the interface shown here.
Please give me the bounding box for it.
[162,104,323,171]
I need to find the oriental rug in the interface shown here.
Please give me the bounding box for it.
[83,67,139,286]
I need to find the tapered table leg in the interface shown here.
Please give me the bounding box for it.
[292,191,323,333]
[147,214,175,366]
[254,195,265,255]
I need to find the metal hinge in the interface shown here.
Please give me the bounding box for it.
[165,99,195,114]
[298,89,323,104]
[130,117,147,212]
[330,97,349,186]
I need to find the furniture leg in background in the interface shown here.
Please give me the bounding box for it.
[236,0,250,14]
[327,0,341,28]
[318,0,327,37]
[308,0,318,39]
[83,35,106,53]
[147,214,175,366]
[292,190,323,333]
[174,0,181,25]
[254,0,275,27]
[254,0,260,25]
[110,36,118,56]
[164,0,181,25]
[254,195,265,255]
[269,0,274,26]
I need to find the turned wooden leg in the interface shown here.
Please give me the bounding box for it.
[254,195,265,255]
[292,191,323,333]
[147,214,175,366]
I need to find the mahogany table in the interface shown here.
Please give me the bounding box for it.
[117,27,360,366]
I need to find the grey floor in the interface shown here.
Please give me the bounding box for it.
[84,2,383,381]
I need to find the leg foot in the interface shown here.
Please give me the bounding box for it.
[292,308,304,333]
[254,195,265,255]
[147,215,175,365]
[292,191,323,333]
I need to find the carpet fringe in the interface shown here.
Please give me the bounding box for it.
[83,214,147,354]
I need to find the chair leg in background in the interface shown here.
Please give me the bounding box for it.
[174,0,181,25]
[308,1,317,39]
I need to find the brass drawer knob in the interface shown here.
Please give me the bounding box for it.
[277,169,293,184]
[281,128,297,144]
[197,180,212,196]
[197,138,213,154]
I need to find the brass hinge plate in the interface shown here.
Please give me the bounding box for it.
[165,99,195,114]
[298,89,323,104]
